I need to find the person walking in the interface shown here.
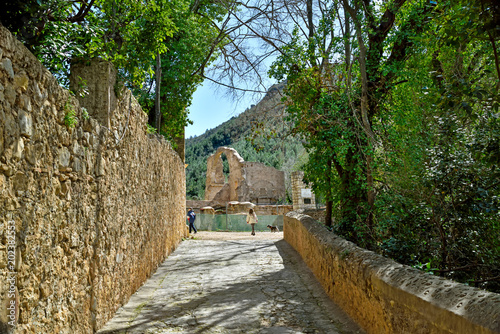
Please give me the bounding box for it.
[187,208,197,234]
[246,208,258,236]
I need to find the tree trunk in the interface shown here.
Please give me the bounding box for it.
[155,51,161,132]
[325,158,333,228]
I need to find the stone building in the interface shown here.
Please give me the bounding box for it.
[291,171,316,210]
[204,147,285,206]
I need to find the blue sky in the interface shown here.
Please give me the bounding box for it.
[185,80,267,139]
[186,41,278,139]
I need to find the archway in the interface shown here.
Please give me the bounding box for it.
[204,147,245,202]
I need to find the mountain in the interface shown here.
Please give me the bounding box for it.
[185,82,307,201]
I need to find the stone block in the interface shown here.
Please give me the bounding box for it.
[58,147,71,167]
[14,73,29,91]
[1,57,14,78]
[4,85,16,105]
[20,95,31,111]
[18,110,33,137]
[12,172,29,192]
[12,137,24,160]
[95,157,105,177]
[73,157,84,173]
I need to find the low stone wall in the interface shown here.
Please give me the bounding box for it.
[284,212,500,334]
[186,200,212,211]
[254,205,293,216]
[187,200,293,216]
[0,25,186,333]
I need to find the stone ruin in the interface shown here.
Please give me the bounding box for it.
[291,171,316,210]
[204,147,285,207]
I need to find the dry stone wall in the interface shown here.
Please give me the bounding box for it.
[0,25,187,334]
[284,212,500,334]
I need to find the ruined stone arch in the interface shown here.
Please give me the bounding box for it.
[204,147,286,206]
[204,147,244,203]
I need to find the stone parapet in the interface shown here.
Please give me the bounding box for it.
[0,25,186,334]
[284,212,500,334]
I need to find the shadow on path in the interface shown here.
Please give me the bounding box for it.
[98,237,364,334]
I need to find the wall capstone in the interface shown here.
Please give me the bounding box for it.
[284,212,500,334]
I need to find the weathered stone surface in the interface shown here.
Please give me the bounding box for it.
[284,212,500,334]
[1,58,14,79]
[13,73,28,92]
[57,147,71,167]
[205,146,285,206]
[0,25,187,334]
[291,171,316,210]
[69,58,117,128]
[18,110,32,138]
[12,138,24,161]
[4,85,16,106]
[19,95,31,112]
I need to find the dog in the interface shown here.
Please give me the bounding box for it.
[267,225,279,232]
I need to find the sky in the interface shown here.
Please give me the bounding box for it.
[185,79,268,139]
[185,35,279,139]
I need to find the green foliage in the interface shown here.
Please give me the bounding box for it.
[269,0,500,291]
[146,124,157,134]
[124,0,230,144]
[2,0,179,88]
[3,0,229,145]
[371,0,500,291]
[81,107,89,120]
[158,3,226,142]
[63,100,78,128]
[270,24,371,240]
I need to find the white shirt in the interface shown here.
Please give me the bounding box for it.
[246,213,258,224]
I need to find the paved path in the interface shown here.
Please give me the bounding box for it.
[98,233,364,334]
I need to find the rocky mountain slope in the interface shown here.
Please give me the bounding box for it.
[185,82,306,200]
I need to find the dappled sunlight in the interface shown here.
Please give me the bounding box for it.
[98,238,363,334]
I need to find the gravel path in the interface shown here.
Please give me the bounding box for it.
[98,233,364,334]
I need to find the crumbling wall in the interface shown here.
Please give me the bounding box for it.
[205,146,285,206]
[291,171,316,210]
[0,25,186,334]
[284,212,500,334]
[242,162,285,204]
[205,146,244,203]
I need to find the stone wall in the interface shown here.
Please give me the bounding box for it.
[187,200,293,216]
[0,25,187,334]
[242,162,285,204]
[284,212,500,334]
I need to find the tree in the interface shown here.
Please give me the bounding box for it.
[0,0,179,87]
[372,0,500,290]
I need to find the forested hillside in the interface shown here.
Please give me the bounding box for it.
[185,82,306,200]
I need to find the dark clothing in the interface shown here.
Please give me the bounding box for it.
[187,210,197,234]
